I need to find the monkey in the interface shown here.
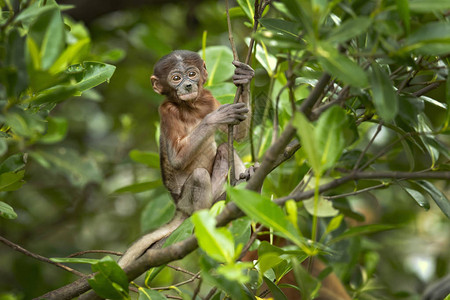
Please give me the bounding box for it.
[118,50,254,268]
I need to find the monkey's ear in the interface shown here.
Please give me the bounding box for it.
[201,61,208,83]
[151,75,164,94]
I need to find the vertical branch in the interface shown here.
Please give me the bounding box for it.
[225,0,267,185]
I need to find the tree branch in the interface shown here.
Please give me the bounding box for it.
[0,235,85,278]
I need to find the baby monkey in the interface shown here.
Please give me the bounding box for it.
[119,50,254,268]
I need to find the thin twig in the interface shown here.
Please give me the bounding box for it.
[167,264,197,277]
[192,278,202,300]
[67,250,123,258]
[152,272,200,290]
[0,235,85,277]
[359,132,410,171]
[204,287,218,300]
[238,225,265,261]
[323,183,389,200]
[353,122,383,171]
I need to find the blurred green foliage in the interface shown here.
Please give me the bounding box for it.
[0,0,449,299]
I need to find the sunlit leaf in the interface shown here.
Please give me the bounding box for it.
[370,63,398,122]
[192,210,235,263]
[304,197,339,217]
[227,186,304,248]
[201,46,234,85]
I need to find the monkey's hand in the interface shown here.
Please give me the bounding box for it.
[237,162,260,183]
[206,103,249,126]
[232,61,255,86]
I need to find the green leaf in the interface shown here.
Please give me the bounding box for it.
[291,257,321,300]
[140,192,175,233]
[403,22,450,55]
[415,180,450,218]
[409,0,450,12]
[201,46,234,85]
[0,153,27,174]
[162,218,194,247]
[5,29,28,98]
[395,0,410,34]
[192,210,235,263]
[39,116,68,144]
[254,41,278,77]
[229,217,252,248]
[324,214,344,236]
[329,224,397,244]
[31,148,102,188]
[263,276,288,300]
[208,82,236,104]
[315,106,347,171]
[69,62,116,92]
[217,262,252,284]
[88,256,130,300]
[28,6,65,70]
[227,186,304,248]
[5,108,46,138]
[317,42,368,88]
[50,257,99,264]
[370,63,398,122]
[0,170,25,192]
[400,185,430,210]
[304,197,339,217]
[0,201,17,219]
[138,289,166,300]
[114,180,162,194]
[327,17,372,44]
[236,0,255,23]
[49,38,90,74]
[259,18,300,38]
[293,113,321,174]
[129,150,160,169]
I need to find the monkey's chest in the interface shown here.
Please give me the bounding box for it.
[185,137,217,174]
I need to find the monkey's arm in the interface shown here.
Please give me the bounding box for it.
[162,103,249,170]
[232,61,254,141]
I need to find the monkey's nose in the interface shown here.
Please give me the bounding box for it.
[185,84,192,91]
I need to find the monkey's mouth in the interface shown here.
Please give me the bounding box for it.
[178,92,198,101]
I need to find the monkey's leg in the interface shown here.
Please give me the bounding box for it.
[211,143,246,200]
[177,168,213,215]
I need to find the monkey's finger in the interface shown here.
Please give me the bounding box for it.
[233,61,254,72]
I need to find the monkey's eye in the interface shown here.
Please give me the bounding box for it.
[172,75,181,81]
[188,71,196,78]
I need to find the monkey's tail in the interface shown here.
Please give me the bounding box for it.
[118,211,186,268]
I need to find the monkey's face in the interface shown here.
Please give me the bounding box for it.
[168,66,201,101]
